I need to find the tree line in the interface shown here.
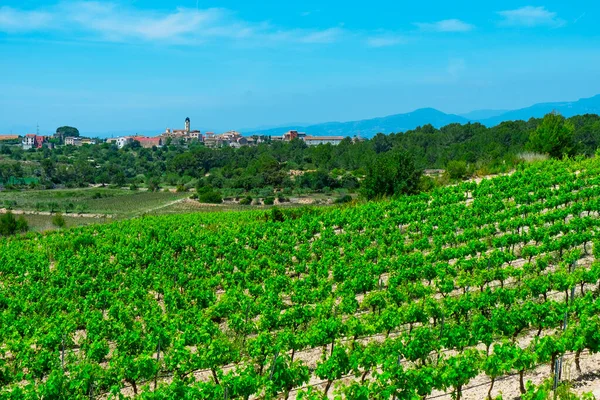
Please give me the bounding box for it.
[0,112,597,200]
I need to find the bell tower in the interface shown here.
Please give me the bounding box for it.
[185,117,191,133]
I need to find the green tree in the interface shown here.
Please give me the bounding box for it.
[446,160,468,180]
[360,149,421,200]
[527,112,576,158]
[55,126,80,144]
[0,212,18,236]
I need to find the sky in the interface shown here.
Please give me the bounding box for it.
[1,1,599,136]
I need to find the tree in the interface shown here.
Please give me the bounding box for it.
[197,187,223,204]
[361,149,421,200]
[55,126,80,144]
[446,160,468,180]
[0,212,17,236]
[527,112,576,158]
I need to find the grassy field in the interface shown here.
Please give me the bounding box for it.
[0,188,189,216]
[18,213,108,232]
[0,187,342,232]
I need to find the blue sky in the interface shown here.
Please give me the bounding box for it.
[1,1,599,135]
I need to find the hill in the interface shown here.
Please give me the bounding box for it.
[243,108,468,138]
[1,157,600,398]
[477,94,600,126]
[242,94,600,138]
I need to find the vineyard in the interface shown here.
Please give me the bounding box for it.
[2,157,600,399]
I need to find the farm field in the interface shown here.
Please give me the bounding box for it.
[2,158,600,399]
[0,188,190,217]
[0,188,340,231]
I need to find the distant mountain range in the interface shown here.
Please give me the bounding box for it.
[241,94,600,138]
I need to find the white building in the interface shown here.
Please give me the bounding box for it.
[64,137,82,146]
[303,136,345,146]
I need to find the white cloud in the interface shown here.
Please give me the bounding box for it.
[295,27,344,44]
[0,1,344,46]
[415,19,475,33]
[366,35,406,48]
[0,6,54,33]
[498,6,565,27]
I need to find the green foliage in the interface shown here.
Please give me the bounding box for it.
[239,196,253,205]
[263,196,275,206]
[334,194,353,204]
[0,212,28,236]
[527,112,576,159]
[265,206,285,222]
[52,213,66,229]
[197,187,223,204]
[446,160,468,180]
[2,156,600,398]
[56,126,80,138]
[360,149,421,200]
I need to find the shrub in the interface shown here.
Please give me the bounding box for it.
[263,197,275,206]
[65,203,75,214]
[48,202,60,213]
[3,200,17,210]
[0,212,28,236]
[334,195,353,204]
[52,213,66,229]
[446,160,468,180]
[239,196,253,206]
[16,216,28,233]
[176,184,188,193]
[266,207,285,222]
[0,212,17,236]
[197,187,223,204]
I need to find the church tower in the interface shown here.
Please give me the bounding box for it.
[185,117,191,133]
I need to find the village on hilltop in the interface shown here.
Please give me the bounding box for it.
[0,118,362,150]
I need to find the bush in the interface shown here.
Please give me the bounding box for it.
[418,175,437,192]
[197,187,223,204]
[48,202,60,213]
[52,213,66,229]
[277,195,290,203]
[0,212,17,236]
[266,207,285,222]
[16,216,28,233]
[263,197,275,206]
[361,149,421,200]
[334,195,353,204]
[446,160,468,180]
[176,184,188,193]
[239,196,253,206]
[3,200,17,210]
[65,203,75,214]
[129,183,138,191]
[0,212,28,236]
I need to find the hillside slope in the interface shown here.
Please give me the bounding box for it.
[1,158,600,398]
[243,108,468,138]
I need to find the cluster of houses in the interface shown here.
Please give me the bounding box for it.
[104,118,353,149]
[2,117,359,151]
